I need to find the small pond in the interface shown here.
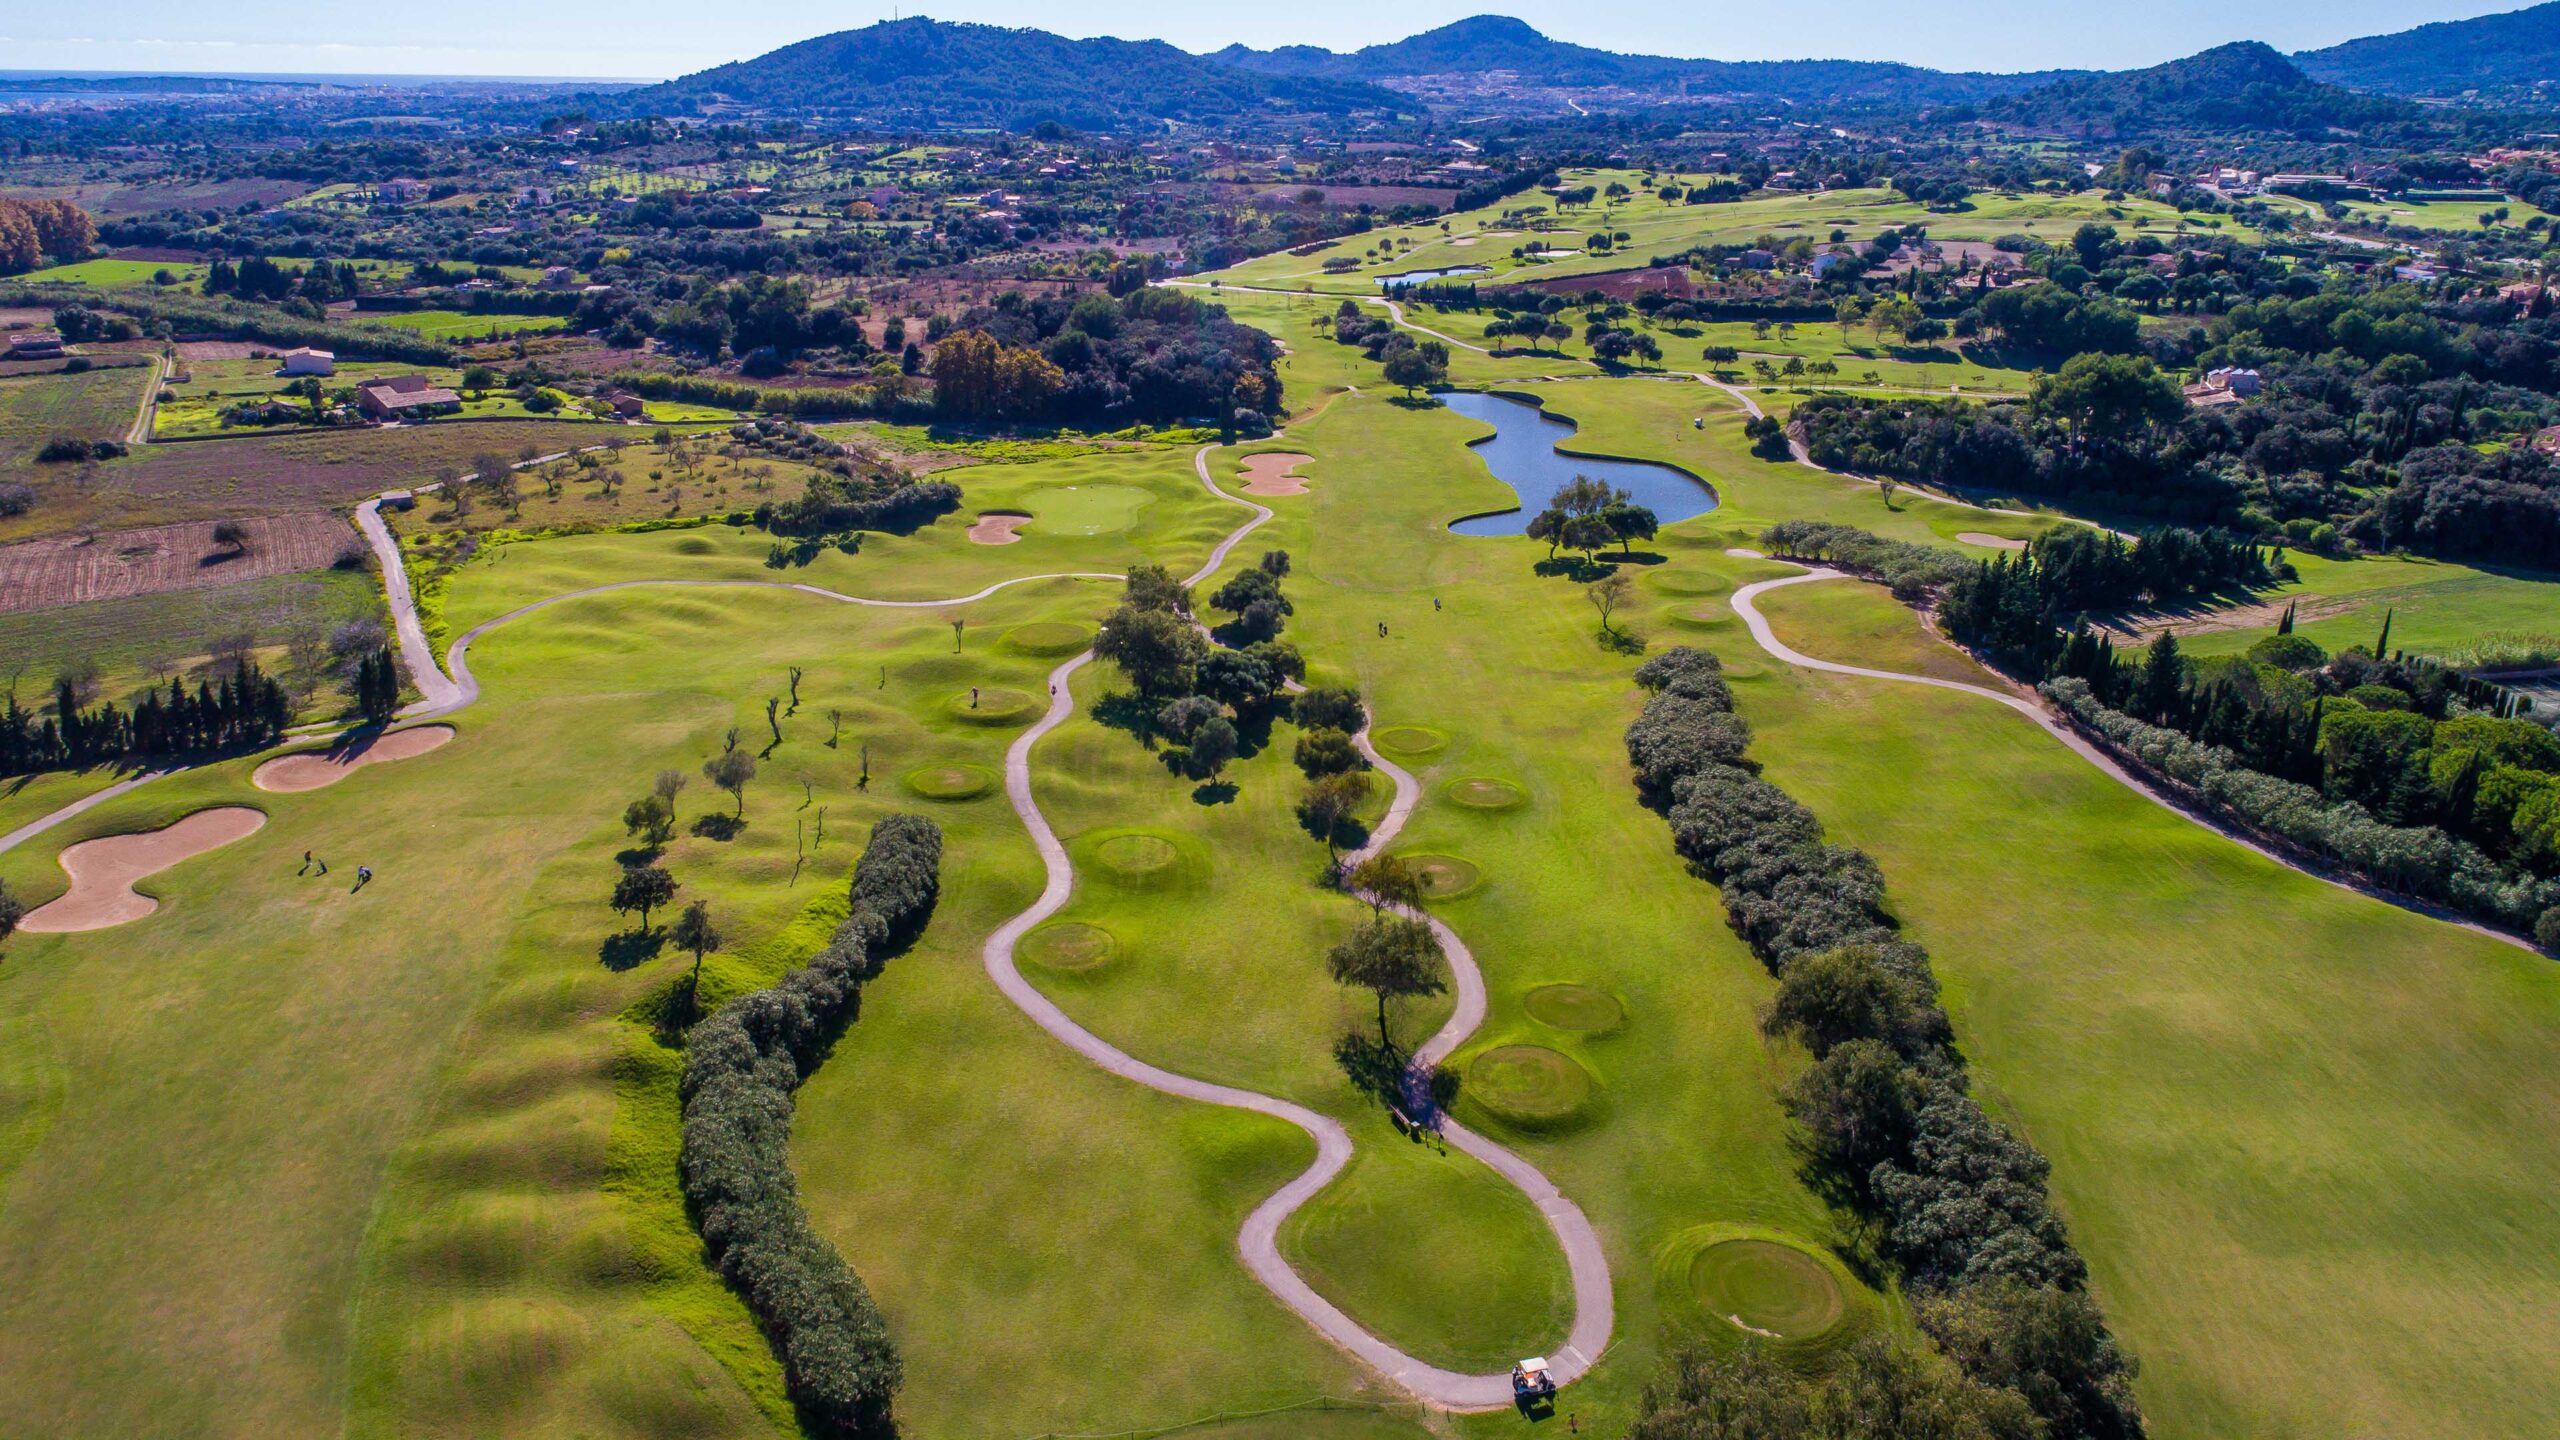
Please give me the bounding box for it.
[1377,265,1489,290]
[1442,390,1719,537]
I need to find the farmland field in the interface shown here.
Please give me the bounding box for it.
[4,418,631,541]
[0,511,355,612]
[0,364,153,467]
[367,309,573,341]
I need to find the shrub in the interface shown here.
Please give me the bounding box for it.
[1759,519,1975,600]
[680,815,943,1436]
[0,483,34,517]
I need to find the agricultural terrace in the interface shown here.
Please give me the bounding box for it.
[1197,170,2256,296]
[1,296,2558,1440]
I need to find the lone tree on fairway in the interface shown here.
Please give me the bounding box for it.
[670,899,723,1018]
[0,879,22,953]
[611,862,677,932]
[1588,570,1636,638]
[704,748,757,816]
[1095,606,1206,698]
[654,768,688,821]
[1298,769,1374,863]
[1347,854,1424,917]
[624,794,676,847]
[1327,914,1448,1048]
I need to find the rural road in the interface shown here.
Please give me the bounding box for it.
[123,352,167,446]
[1729,568,2537,953]
[970,443,1612,1409]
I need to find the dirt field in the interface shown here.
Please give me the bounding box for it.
[1,419,630,541]
[0,512,354,614]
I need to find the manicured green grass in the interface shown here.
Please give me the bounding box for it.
[1737,575,2560,1439]
[1200,172,2256,296]
[2164,550,2560,666]
[368,310,572,341]
[15,258,203,288]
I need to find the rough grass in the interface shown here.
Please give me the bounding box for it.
[0,363,152,467]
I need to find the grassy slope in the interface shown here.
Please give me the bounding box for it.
[2165,549,2560,665]
[1740,574,2560,1439]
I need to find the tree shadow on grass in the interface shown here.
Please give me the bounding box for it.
[600,927,666,972]
[1092,689,1167,748]
[615,843,665,868]
[690,813,745,842]
[1192,780,1238,806]
[1533,555,1617,582]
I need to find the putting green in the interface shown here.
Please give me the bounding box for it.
[946,688,1039,726]
[1644,569,1731,597]
[1400,854,1482,901]
[1370,725,1446,757]
[1523,984,1624,1035]
[1004,621,1094,657]
[1026,483,1154,537]
[1462,1045,1595,1131]
[1021,922,1116,972]
[1689,1239,1845,1342]
[903,764,997,801]
[1442,777,1525,811]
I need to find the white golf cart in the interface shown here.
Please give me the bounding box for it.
[1512,1356,1557,1402]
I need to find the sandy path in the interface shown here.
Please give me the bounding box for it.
[1956,532,2027,550]
[19,806,266,932]
[1237,452,1314,496]
[967,512,1031,545]
[1730,569,2534,953]
[252,725,454,792]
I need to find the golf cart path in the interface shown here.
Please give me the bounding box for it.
[1730,568,2534,953]
[977,442,1610,1410]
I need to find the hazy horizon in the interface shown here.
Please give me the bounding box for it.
[0,0,2537,84]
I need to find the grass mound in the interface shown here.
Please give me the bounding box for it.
[903,764,997,801]
[1021,922,1116,973]
[1462,1044,1595,1131]
[1691,1240,1845,1340]
[1003,621,1094,657]
[1371,725,1447,757]
[1074,828,1206,891]
[1645,568,1732,597]
[945,687,1039,726]
[1655,1224,1874,1367]
[1443,776,1526,811]
[671,536,720,556]
[1523,983,1624,1035]
[1400,853,1482,901]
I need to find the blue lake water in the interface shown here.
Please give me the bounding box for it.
[1377,265,1489,290]
[1442,390,1720,537]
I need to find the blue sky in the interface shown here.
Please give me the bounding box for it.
[0,0,2532,80]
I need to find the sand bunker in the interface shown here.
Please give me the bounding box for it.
[1238,453,1314,496]
[969,512,1032,545]
[21,807,267,933]
[1956,532,2027,550]
[1724,547,1766,559]
[253,725,454,793]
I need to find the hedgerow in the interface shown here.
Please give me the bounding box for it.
[2043,677,2560,933]
[679,814,943,1437]
[1758,519,1976,600]
[1627,647,2144,1439]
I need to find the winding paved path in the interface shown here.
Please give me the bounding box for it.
[976,444,1611,1409]
[1730,568,2536,953]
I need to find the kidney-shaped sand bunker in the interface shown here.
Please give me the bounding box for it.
[21,807,268,933]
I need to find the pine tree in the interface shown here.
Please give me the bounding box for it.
[2374,607,2393,661]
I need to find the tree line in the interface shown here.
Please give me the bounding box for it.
[0,667,292,777]
[679,814,943,1438]
[1626,645,2146,1440]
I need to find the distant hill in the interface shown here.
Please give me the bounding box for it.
[2294,1,2560,100]
[621,18,1404,130]
[1212,15,2068,110]
[1983,41,2421,137]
